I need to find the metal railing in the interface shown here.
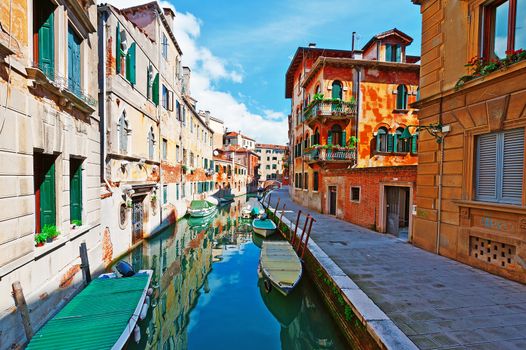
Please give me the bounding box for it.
[303,100,357,120]
[304,146,356,162]
[30,62,97,107]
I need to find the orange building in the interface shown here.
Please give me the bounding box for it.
[286,29,420,238]
[412,0,526,283]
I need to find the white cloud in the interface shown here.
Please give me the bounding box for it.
[100,0,288,144]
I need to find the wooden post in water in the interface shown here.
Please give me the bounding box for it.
[291,210,302,246]
[79,242,92,286]
[296,214,311,252]
[301,217,316,259]
[12,281,33,341]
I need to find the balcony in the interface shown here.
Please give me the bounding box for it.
[304,145,356,167]
[303,99,357,127]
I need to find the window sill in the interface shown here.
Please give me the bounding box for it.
[34,236,67,259]
[454,200,526,215]
[69,224,92,241]
[392,109,409,114]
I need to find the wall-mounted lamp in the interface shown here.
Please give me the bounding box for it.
[400,123,450,143]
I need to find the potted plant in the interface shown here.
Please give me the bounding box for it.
[71,219,82,229]
[42,225,60,242]
[35,233,46,247]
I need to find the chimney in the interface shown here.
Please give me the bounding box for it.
[182,66,191,96]
[205,111,211,124]
[308,43,316,48]
[163,8,175,31]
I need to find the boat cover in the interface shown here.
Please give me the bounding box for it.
[252,219,276,230]
[260,241,302,287]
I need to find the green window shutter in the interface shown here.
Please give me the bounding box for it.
[411,135,418,154]
[116,24,121,74]
[70,161,82,222]
[126,42,137,84]
[342,131,347,146]
[68,26,81,96]
[387,134,394,152]
[385,44,392,62]
[152,73,159,105]
[38,8,55,79]
[395,44,402,62]
[40,160,56,228]
[327,131,333,145]
[393,133,398,152]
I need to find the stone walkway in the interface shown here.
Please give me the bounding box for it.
[268,188,526,350]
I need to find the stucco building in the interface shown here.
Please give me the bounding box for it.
[412,0,526,283]
[224,131,256,150]
[0,0,101,347]
[286,29,420,238]
[255,143,288,185]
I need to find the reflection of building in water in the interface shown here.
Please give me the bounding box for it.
[127,218,214,350]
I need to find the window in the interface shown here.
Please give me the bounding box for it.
[162,85,169,110]
[162,33,168,60]
[152,73,160,106]
[34,154,56,233]
[385,44,402,62]
[70,159,83,224]
[147,65,154,100]
[351,187,360,202]
[176,145,180,162]
[176,184,179,200]
[163,185,168,204]
[475,128,524,205]
[162,138,168,160]
[411,134,418,154]
[266,165,270,170]
[68,26,82,96]
[396,85,408,110]
[182,182,186,198]
[34,0,56,79]
[148,127,155,159]
[304,173,308,190]
[328,125,345,146]
[272,164,277,169]
[119,113,129,154]
[313,171,319,191]
[176,100,181,120]
[126,42,136,84]
[331,81,342,100]
[376,127,389,153]
[482,0,526,60]
[395,128,410,153]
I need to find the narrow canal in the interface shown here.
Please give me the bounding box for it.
[121,195,349,350]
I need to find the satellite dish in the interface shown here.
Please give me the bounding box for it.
[213,150,219,156]
[120,31,128,51]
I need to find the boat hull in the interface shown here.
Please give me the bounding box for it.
[253,226,276,237]
[252,219,277,238]
[259,241,302,296]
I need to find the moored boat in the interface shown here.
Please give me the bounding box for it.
[188,199,217,217]
[252,217,277,238]
[26,268,153,350]
[259,241,302,296]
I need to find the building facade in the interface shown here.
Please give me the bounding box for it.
[255,143,288,185]
[224,131,256,150]
[286,30,420,238]
[412,0,526,283]
[0,0,101,347]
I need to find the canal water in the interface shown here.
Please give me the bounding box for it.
[121,195,349,350]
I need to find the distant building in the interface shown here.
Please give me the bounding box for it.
[224,131,256,150]
[201,111,225,149]
[286,29,420,238]
[255,143,288,185]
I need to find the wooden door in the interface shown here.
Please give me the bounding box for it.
[70,159,82,223]
[329,186,337,216]
[132,198,144,243]
[386,187,400,235]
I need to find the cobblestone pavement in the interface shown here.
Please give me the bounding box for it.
[267,188,526,350]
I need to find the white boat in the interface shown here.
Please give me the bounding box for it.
[206,196,219,206]
[259,241,302,296]
[187,200,217,217]
[252,218,277,238]
[242,198,263,219]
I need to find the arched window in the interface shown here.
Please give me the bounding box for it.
[332,81,343,100]
[395,127,410,153]
[328,124,345,146]
[313,128,320,145]
[396,85,408,110]
[148,127,155,159]
[304,133,310,149]
[315,84,321,94]
[376,127,389,153]
[118,112,129,154]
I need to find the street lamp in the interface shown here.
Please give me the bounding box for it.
[400,123,450,143]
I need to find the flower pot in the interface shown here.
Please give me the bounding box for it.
[36,242,44,247]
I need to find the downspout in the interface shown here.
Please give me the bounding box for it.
[436,97,444,254]
[355,66,361,164]
[99,10,108,183]
[157,11,163,227]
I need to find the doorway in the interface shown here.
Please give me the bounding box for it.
[328,186,337,216]
[132,197,145,244]
[385,186,410,240]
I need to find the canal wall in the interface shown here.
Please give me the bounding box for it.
[265,205,417,350]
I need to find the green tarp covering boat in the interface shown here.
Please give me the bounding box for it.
[27,270,152,350]
[188,199,217,217]
[252,218,277,238]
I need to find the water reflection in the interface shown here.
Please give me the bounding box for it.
[122,195,348,350]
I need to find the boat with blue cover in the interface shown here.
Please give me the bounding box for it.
[252,217,277,237]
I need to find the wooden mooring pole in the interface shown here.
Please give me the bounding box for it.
[273,197,281,217]
[79,242,92,286]
[291,210,302,246]
[12,281,33,341]
[296,214,311,252]
[301,217,316,259]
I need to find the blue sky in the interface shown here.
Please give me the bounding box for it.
[105,0,422,144]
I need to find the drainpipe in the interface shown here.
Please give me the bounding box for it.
[355,67,361,163]
[99,10,108,183]
[436,97,444,254]
[157,10,164,228]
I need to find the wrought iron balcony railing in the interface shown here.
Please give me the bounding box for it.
[304,146,356,164]
[303,100,357,121]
